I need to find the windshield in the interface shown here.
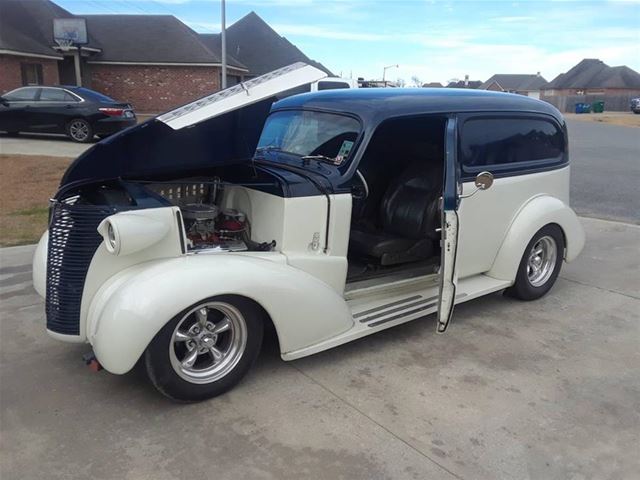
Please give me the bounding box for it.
[256,110,360,164]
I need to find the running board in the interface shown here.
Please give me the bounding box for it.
[282,274,511,361]
[354,294,467,328]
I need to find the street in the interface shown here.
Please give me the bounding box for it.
[0,119,639,480]
[567,119,640,224]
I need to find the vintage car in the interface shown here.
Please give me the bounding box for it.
[32,63,585,402]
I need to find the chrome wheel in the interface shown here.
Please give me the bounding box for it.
[526,235,557,287]
[169,301,248,384]
[69,120,90,141]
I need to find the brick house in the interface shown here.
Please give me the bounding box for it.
[480,73,547,99]
[541,59,640,112]
[0,0,330,112]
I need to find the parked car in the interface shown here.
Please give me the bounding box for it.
[0,85,136,142]
[32,63,585,402]
[631,97,640,114]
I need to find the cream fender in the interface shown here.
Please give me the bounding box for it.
[87,254,353,374]
[487,195,585,282]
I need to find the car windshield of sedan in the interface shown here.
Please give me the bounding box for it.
[256,110,360,164]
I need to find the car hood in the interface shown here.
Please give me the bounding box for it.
[58,63,326,193]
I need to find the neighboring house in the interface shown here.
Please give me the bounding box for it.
[0,0,331,111]
[541,59,640,112]
[446,76,482,89]
[480,73,547,99]
[199,12,332,78]
[422,82,443,88]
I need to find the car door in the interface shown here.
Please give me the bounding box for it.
[436,115,460,333]
[28,87,80,133]
[0,87,40,133]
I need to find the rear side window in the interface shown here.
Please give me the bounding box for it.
[40,88,77,102]
[461,117,564,170]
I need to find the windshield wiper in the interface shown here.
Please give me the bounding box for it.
[300,154,342,165]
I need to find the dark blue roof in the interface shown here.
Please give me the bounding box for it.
[273,88,563,124]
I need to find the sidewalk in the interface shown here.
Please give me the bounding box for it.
[1,216,638,480]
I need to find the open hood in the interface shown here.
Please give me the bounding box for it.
[59,63,327,193]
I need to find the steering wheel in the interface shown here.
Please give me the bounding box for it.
[352,169,369,200]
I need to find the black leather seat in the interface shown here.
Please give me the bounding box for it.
[349,161,441,266]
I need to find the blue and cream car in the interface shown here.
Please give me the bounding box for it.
[33,63,585,401]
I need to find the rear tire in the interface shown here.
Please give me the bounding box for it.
[145,295,264,402]
[66,118,94,143]
[504,224,564,301]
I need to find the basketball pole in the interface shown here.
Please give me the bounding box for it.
[221,0,227,89]
[74,44,82,87]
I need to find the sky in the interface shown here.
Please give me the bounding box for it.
[55,0,640,85]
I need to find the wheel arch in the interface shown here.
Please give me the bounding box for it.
[88,254,352,375]
[486,195,585,282]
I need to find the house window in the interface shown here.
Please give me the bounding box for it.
[21,63,44,86]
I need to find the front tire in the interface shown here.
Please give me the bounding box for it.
[66,118,94,143]
[145,296,264,402]
[505,224,564,301]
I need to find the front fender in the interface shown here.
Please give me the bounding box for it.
[88,254,352,374]
[487,195,585,282]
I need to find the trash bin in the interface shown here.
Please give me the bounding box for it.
[593,101,605,113]
[583,103,592,113]
[575,102,584,114]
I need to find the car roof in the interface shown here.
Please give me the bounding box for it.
[272,87,563,123]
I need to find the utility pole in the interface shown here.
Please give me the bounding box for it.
[382,64,398,87]
[221,0,227,89]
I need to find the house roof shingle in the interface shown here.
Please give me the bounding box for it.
[481,73,547,91]
[200,12,333,76]
[84,14,245,69]
[544,59,640,90]
[0,0,72,58]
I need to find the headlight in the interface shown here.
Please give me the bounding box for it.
[98,212,170,256]
[106,222,117,251]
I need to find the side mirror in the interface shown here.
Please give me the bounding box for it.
[474,171,494,190]
[460,171,494,199]
[0,96,8,106]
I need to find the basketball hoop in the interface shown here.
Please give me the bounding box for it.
[55,38,74,52]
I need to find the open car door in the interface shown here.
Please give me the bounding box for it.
[437,116,460,333]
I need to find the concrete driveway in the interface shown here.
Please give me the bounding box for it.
[1,216,638,480]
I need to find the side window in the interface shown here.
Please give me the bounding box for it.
[461,117,564,170]
[40,88,70,101]
[3,87,39,101]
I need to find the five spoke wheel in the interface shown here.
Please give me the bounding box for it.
[169,302,247,384]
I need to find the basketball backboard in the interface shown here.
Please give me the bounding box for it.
[53,18,88,45]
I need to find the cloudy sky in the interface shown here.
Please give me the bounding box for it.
[55,0,640,85]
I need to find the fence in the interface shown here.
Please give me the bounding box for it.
[541,92,640,113]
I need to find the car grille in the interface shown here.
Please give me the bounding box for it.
[46,198,116,335]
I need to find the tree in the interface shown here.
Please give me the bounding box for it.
[411,76,422,87]
[396,78,406,88]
